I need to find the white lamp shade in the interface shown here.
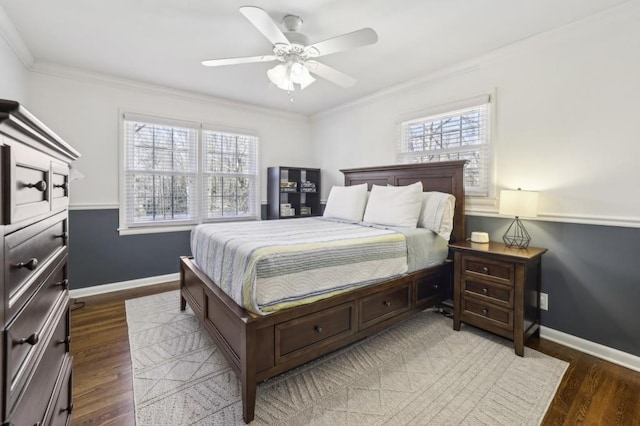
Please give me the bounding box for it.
[499,189,538,218]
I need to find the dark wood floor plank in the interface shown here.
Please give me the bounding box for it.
[70,284,640,425]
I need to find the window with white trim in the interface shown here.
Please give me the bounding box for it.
[122,114,258,230]
[398,96,491,196]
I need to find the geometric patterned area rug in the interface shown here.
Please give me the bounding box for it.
[126,290,568,425]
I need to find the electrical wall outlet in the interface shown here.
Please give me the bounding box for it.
[540,292,548,311]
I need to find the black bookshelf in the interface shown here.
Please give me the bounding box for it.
[267,166,321,219]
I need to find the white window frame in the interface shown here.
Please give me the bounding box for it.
[118,112,260,235]
[397,94,494,199]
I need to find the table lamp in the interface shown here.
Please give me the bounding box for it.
[499,188,538,248]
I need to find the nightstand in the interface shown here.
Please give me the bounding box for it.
[449,241,547,356]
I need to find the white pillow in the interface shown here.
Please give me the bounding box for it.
[323,183,368,222]
[363,181,423,227]
[418,191,456,240]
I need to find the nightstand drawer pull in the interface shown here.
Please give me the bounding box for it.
[482,266,489,274]
[57,335,71,345]
[314,325,323,333]
[482,308,488,316]
[482,288,488,294]
[383,301,391,307]
[433,284,439,290]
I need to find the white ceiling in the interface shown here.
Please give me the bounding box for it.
[0,0,630,115]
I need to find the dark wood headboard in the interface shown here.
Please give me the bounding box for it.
[340,160,466,243]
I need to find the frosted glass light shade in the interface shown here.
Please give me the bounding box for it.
[499,189,538,218]
[267,61,315,91]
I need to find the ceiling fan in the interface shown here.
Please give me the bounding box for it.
[201,6,378,93]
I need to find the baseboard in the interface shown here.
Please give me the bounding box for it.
[540,326,640,373]
[69,273,180,299]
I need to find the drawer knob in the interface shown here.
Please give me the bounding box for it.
[482,308,488,316]
[17,258,39,270]
[55,279,70,290]
[433,284,439,290]
[482,288,488,294]
[18,332,39,346]
[383,301,392,307]
[57,335,71,345]
[314,325,323,333]
[24,180,47,192]
[54,182,68,190]
[482,266,489,274]
[55,231,69,241]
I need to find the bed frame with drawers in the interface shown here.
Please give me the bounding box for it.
[1,100,80,425]
[180,160,466,423]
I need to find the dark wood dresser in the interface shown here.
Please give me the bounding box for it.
[1,100,80,425]
[450,241,547,356]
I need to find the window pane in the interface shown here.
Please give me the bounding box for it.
[130,173,195,223]
[399,102,489,196]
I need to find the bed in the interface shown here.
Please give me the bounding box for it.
[179,160,466,423]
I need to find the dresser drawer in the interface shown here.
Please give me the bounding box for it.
[463,255,514,285]
[462,278,513,308]
[6,262,68,394]
[5,301,70,421]
[461,297,513,331]
[50,160,70,212]
[275,302,355,363]
[5,212,67,304]
[2,142,52,225]
[44,354,73,426]
[359,283,410,329]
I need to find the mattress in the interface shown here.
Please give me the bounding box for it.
[190,217,447,315]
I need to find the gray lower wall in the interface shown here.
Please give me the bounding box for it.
[467,215,640,357]
[69,209,191,288]
[69,208,640,357]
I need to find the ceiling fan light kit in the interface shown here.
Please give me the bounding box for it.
[201,6,378,97]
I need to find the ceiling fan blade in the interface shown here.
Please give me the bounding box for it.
[239,6,290,47]
[306,28,377,57]
[201,55,279,67]
[307,61,356,88]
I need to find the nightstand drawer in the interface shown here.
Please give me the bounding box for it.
[463,256,514,285]
[461,298,513,330]
[463,278,513,308]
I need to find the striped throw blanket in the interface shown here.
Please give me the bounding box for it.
[190,218,408,315]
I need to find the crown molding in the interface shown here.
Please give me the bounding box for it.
[0,5,34,68]
[29,61,309,122]
[311,0,638,121]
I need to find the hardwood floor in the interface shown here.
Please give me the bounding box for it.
[70,284,640,425]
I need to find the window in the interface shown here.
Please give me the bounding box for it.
[398,96,491,196]
[122,113,258,231]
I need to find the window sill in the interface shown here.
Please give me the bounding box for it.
[118,217,260,236]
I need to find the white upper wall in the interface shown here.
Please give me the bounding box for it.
[0,28,28,102]
[27,68,312,207]
[310,3,640,229]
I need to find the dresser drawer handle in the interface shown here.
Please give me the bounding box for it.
[55,231,69,241]
[66,403,74,414]
[482,308,488,316]
[55,279,70,290]
[314,325,323,333]
[17,258,39,270]
[18,332,39,346]
[57,335,71,345]
[54,182,68,190]
[24,180,47,192]
[482,288,488,294]
[482,266,489,274]
[383,301,392,307]
[433,284,439,290]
